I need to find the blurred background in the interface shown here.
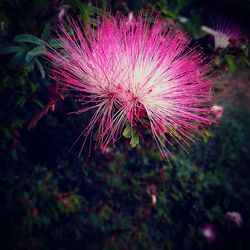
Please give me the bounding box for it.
[0,0,250,249]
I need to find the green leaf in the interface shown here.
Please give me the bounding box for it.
[225,55,236,72]
[130,130,139,148]
[17,96,26,108]
[123,123,140,147]
[14,34,42,46]
[48,38,61,49]
[161,9,176,19]
[34,100,44,108]
[11,118,24,128]
[89,214,99,227]
[122,123,131,138]
[30,82,38,93]
[240,56,250,67]
[8,50,26,68]
[41,22,51,41]
[2,127,12,140]
[25,46,44,63]
[0,46,25,54]
[51,207,59,222]
[2,76,12,87]
[35,59,45,78]
[27,59,35,71]
[74,0,90,23]
[166,127,181,140]
[11,149,18,161]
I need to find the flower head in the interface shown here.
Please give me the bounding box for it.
[200,223,217,243]
[212,18,242,50]
[46,13,213,158]
[225,211,243,228]
[210,105,224,122]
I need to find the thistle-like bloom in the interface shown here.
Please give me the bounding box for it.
[212,19,242,50]
[47,14,213,158]
[210,105,223,122]
[225,211,243,228]
[200,223,217,243]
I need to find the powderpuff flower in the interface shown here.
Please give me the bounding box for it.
[225,211,243,228]
[202,18,243,51]
[214,22,241,50]
[210,105,224,122]
[51,1,70,22]
[200,223,217,243]
[58,4,70,22]
[46,13,213,158]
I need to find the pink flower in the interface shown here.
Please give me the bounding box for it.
[58,5,70,22]
[146,184,157,195]
[200,223,217,243]
[212,19,242,50]
[225,211,243,228]
[46,13,213,158]
[51,1,70,22]
[210,105,224,122]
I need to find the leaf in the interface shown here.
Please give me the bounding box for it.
[170,193,180,201]
[8,50,26,68]
[225,55,236,73]
[0,46,25,54]
[161,9,176,19]
[14,34,42,46]
[123,123,139,147]
[167,127,181,139]
[2,76,12,87]
[48,38,61,49]
[35,59,45,78]
[11,149,18,161]
[130,130,139,148]
[45,171,53,181]
[51,207,59,222]
[64,22,74,35]
[91,5,107,16]
[95,0,107,11]
[74,0,90,23]
[41,22,51,41]
[34,100,44,108]
[2,127,12,140]
[27,59,35,71]
[89,214,99,227]
[25,46,44,63]
[122,123,131,138]
[11,118,24,128]
[30,82,38,93]
[240,56,250,67]
[17,96,26,108]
